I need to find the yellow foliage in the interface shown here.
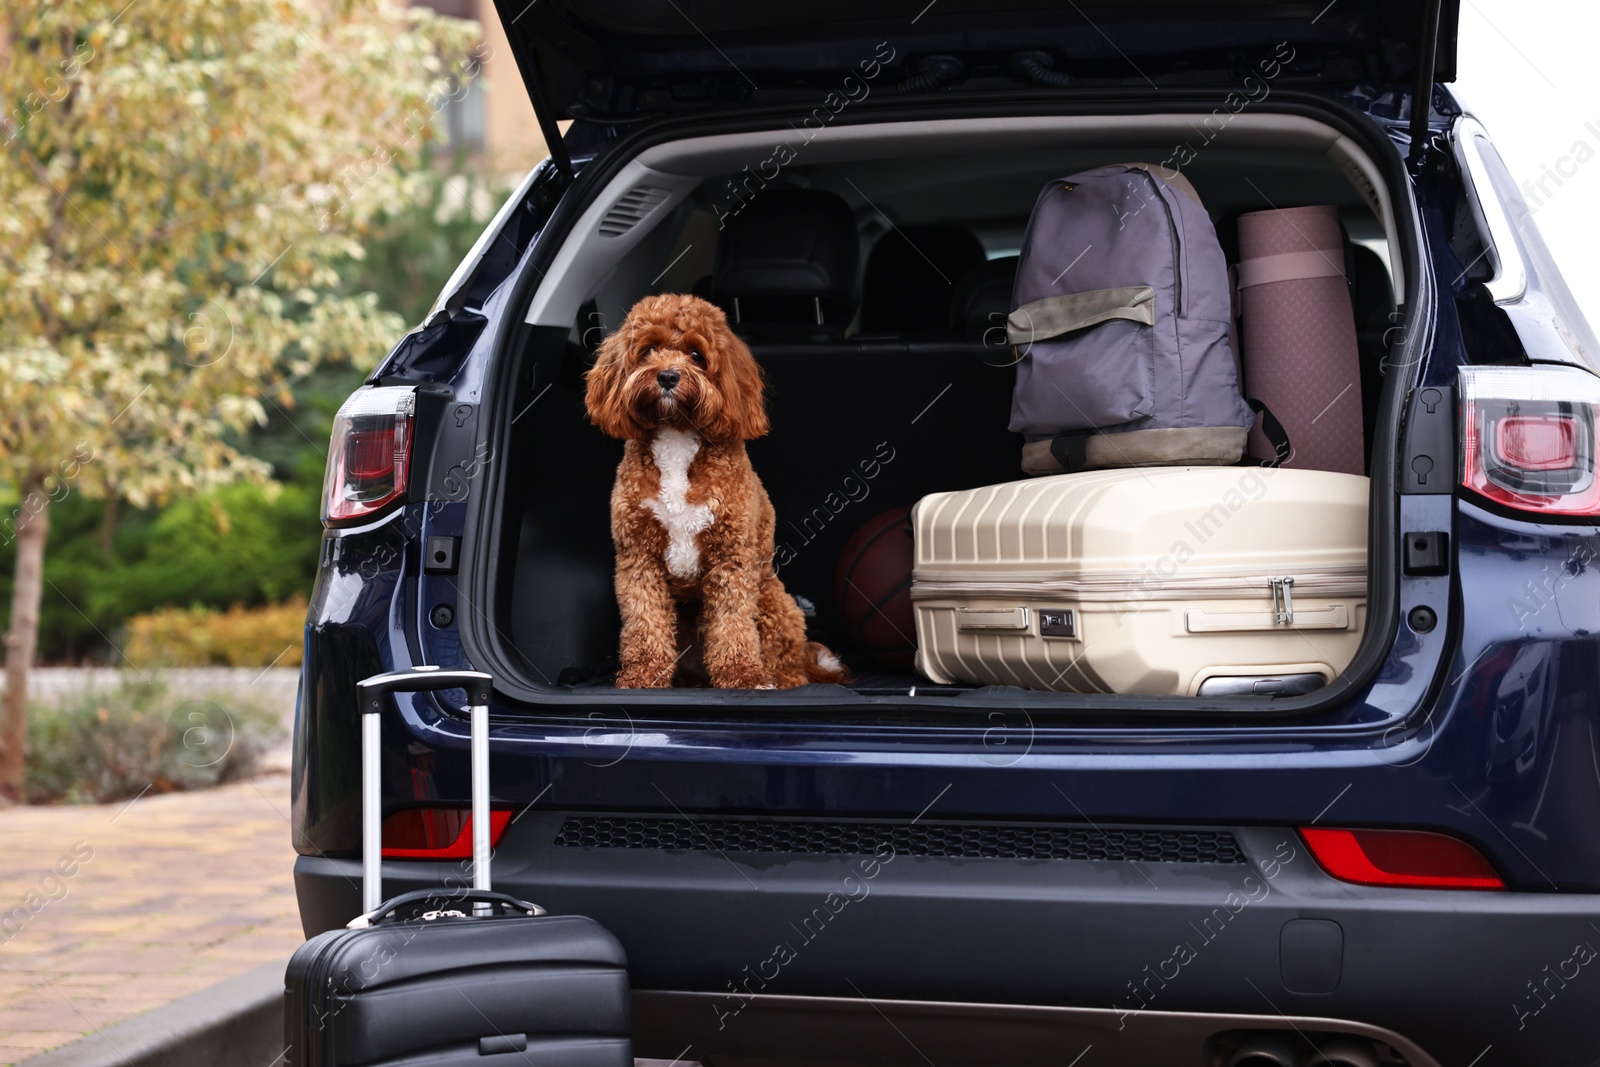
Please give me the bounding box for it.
[0,0,482,499]
[125,597,308,668]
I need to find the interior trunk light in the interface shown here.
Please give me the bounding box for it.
[382,808,512,859]
[1300,827,1504,889]
[323,386,416,524]
[1460,365,1600,517]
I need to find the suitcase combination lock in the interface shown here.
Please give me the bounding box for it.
[1038,609,1077,638]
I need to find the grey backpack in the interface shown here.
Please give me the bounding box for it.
[1008,163,1254,475]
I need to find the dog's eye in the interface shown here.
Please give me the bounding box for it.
[689,349,706,365]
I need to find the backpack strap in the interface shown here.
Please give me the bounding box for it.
[1247,398,1294,467]
[1121,162,1205,208]
[1006,285,1156,345]
[1048,432,1093,473]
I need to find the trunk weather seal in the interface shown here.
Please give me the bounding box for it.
[455,90,1428,732]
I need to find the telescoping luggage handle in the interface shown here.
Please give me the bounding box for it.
[355,666,494,916]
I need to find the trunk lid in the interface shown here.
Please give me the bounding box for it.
[494,0,1459,125]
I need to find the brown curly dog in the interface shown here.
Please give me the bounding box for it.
[584,293,852,690]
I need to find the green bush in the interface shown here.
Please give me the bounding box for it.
[25,675,285,804]
[125,597,307,668]
[0,368,351,662]
[0,474,324,663]
[99,481,322,614]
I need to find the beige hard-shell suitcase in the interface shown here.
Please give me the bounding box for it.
[910,467,1368,696]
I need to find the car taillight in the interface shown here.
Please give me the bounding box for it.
[323,386,416,524]
[1460,365,1600,517]
[1495,415,1577,471]
[382,808,512,859]
[1300,827,1504,890]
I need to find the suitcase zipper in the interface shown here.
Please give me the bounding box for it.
[1269,576,1295,624]
[910,568,1363,603]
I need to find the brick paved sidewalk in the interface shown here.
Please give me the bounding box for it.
[0,670,305,1065]
[0,775,305,1064]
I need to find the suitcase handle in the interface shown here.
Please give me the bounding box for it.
[358,667,493,708]
[356,666,495,915]
[347,888,545,929]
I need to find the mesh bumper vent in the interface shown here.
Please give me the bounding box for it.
[553,815,1246,864]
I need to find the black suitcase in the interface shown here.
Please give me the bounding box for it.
[284,667,632,1066]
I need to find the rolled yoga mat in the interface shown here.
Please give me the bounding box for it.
[1236,205,1365,475]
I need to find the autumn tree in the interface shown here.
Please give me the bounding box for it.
[0,0,480,801]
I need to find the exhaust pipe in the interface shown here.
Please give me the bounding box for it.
[1305,1038,1380,1067]
[1227,1033,1303,1067]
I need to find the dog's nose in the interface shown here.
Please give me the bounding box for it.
[657,369,680,390]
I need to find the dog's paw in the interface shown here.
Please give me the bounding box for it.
[768,667,809,689]
[711,667,774,690]
[615,666,674,689]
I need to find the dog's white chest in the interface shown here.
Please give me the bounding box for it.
[643,428,715,579]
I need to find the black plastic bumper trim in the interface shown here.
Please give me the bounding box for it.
[553,814,1247,864]
[628,991,1442,1067]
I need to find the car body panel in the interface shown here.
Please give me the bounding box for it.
[293,74,1600,1062]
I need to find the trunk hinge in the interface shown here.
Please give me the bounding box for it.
[1407,0,1445,171]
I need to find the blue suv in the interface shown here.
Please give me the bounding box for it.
[292,3,1600,1064]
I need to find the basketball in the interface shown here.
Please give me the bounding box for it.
[834,506,917,671]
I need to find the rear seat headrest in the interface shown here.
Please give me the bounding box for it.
[711,188,859,342]
[949,256,1019,345]
[861,225,986,339]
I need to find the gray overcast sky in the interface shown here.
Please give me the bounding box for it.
[1455,0,1600,327]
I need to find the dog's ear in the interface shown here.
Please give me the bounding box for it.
[584,322,644,440]
[708,323,769,441]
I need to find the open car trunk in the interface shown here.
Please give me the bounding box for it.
[463,101,1422,715]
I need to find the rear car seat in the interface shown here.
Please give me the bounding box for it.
[712,190,1022,655]
[949,256,1019,346]
[710,188,859,342]
[859,224,986,339]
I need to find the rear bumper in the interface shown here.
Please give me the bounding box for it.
[296,821,1600,1066]
[631,992,1441,1067]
